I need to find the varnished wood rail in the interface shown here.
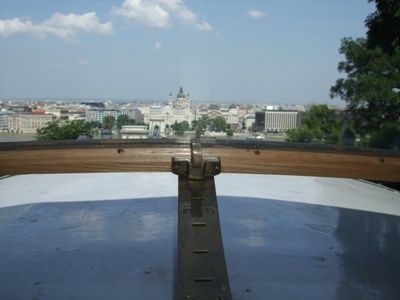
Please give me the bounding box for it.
[0,139,399,182]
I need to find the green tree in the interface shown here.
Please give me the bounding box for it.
[172,121,190,136]
[226,129,234,137]
[199,115,211,131]
[194,115,212,136]
[103,116,116,129]
[36,117,94,140]
[88,121,102,129]
[195,124,203,137]
[194,115,228,135]
[211,116,227,132]
[365,0,400,54]
[330,0,400,148]
[360,123,400,149]
[116,114,136,130]
[191,120,198,130]
[286,127,316,143]
[286,105,342,145]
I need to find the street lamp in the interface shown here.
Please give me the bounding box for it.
[342,128,355,146]
[393,138,400,151]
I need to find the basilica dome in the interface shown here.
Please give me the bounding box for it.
[177,87,186,98]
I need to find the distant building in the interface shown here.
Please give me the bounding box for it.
[8,113,56,133]
[255,112,266,132]
[255,111,301,132]
[195,104,240,130]
[171,87,191,109]
[86,108,143,124]
[7,106,31,113]
[86,108,121,124]
[44,108,69,119]
[0,109,14,131]
[143,87,194,136]
[80,102,105,108]
[244,114,255,131]
[120,125,148,139]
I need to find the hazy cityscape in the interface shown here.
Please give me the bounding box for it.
[0,87,347,143]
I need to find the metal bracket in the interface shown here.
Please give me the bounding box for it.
[172,142,232,300]
[171,142,221,180]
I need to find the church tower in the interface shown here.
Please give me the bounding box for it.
[175,87,190,108]
[168,92,173,107]
[186,92,190,107]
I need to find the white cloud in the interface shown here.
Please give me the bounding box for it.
[196,22,212,31]
[0,12,113,40]
[112,0,170,28]
[155,41,162,50]
[0,18,35,37]
[112,0,212,31]
[248,9,266,19]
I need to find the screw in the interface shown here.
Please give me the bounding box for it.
[117,149,124,154]
[379,157,384,163]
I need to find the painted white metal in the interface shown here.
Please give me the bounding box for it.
[1,173,399,216]
[1,174,400,299]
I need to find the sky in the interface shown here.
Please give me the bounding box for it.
[0,0,376,105]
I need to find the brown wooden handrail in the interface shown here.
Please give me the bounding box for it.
[0,139,399,182]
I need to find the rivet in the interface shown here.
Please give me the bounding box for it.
[379,157,384,163]
[117,148,124,154]
[192,223,206,226]
[194,278,212,282]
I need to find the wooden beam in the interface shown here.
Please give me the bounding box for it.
[0,139,399,182]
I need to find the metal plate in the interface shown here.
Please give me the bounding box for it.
[177,176,232,300]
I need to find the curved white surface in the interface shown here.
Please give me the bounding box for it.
[1,173,400,299]
[1,173,399,216]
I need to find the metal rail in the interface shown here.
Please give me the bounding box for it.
[0,139,399,182]
[173,143,232,299]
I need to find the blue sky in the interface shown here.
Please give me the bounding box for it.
[0,0,375,105]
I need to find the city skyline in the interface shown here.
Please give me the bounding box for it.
[0,1,375,105]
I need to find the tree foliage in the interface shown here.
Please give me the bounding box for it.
[102,116,115,129]
[286,105,342,145]
[116,114,136,130]
[36,117,94,140]
[360,123,400,149]
[194,115,211,137]
[210,116,227,132]
[193,115,229,136]
[172,121,190,136]
[330,0,400,148]
[365,0,400,53]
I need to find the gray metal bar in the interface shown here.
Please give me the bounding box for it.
[177,176,232,300]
